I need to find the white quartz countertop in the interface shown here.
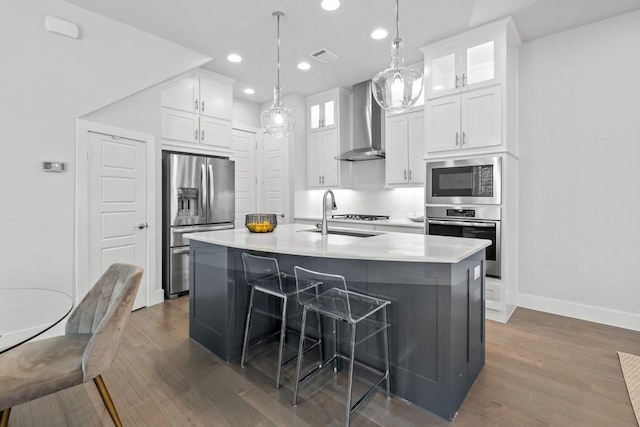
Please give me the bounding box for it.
[185,224,490,264]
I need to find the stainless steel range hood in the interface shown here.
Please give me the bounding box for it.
[335,80,385,161]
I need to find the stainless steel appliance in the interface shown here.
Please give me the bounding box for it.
[426,206,501,277]
[335,80,385,161]
[426,157,501,205]
[162,152,235,298]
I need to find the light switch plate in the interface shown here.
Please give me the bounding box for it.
[474,265,481,280]
[42,161,66,172]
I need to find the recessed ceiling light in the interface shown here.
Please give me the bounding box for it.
[371,29,388,40]
[227,53,242,63]
[243,88,255,95]
[321,0,340,11]
[297,62,311,71]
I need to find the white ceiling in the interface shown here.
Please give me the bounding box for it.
[67,0,640,104]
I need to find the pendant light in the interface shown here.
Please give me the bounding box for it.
[371,0,423,114]
[261,11,295,138]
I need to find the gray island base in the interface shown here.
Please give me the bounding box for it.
[187,225,489,421]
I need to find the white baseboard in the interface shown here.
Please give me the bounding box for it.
[518,293,640,332]
[486,304,516,323]
[149,289,165,307]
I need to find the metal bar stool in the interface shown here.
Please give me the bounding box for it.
[240,253,323,388]
[292,266,391,426]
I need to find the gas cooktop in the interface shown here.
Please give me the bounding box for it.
[331,214,390,221]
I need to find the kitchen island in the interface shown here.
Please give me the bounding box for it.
[186,224,490,420]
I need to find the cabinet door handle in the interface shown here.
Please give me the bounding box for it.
[462,131,466,145]
[455,75,460,89]
[194,129,198,140]
[462,73,467,87]
[201,130,205,140]
[404,170,407,181]
[322,175,325,184]
[201,101,205,112]
[194,99,199,111]
[409,169,412,181]
[455,132,459,146]
[319,176,322,184]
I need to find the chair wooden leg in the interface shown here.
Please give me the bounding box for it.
[93,375,123,427]
[0,408,10,427]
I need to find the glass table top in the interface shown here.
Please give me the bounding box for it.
[0,288,74,354]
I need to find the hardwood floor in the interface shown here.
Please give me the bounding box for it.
[7,298,640,426]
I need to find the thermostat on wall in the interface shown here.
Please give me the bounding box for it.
[42,161,66,172]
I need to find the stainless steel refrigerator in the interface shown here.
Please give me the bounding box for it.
[162,152,235,298]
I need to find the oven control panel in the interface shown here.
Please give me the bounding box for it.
[446,209,476,218]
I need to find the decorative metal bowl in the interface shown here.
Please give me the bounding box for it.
[245,213,278,233]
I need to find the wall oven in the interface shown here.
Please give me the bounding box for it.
[426,157,501,205]
[426,206,501,278]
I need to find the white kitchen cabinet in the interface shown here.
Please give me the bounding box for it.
[421,17,520,158]
[161,109,199,145]
[307,90,339,132]
[426,85,501,153]
[425,37,500,100]
[306,88,351,188]
[161,78,199,113]
[423,22,509,100]
[161,70,235,155]
[385,109,424,186]
[307,128,339,187]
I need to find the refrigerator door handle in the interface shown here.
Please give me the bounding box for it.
[200,163,207,219]
[172,224,235,234]
[208,163,215,220]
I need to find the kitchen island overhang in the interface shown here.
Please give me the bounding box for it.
[186,224,490,421]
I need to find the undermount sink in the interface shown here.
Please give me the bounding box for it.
[301,228,381,238]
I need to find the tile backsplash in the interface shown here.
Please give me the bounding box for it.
[295,160,425,220]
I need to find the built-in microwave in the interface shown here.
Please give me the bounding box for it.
[426,157,501,205]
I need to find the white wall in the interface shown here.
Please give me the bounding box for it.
[233,99,261,129]
[518,10,640,330]
[0,0,210,298]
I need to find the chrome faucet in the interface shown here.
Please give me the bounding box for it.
[320,189,337,235]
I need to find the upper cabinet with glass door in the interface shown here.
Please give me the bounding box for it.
[423,18,518,100]
[308,90,338,132]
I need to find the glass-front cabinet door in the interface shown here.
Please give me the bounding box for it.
[428,52,458,98]
[424,30,502,100]
[308,95,336,132]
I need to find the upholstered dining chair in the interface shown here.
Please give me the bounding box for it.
[0,263,143,427]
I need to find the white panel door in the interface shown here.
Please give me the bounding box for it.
[385,114,409,185]
[200,116,232,150]
[161,109,198,144]
[426,95,460,153]
[231,129,257,228]
[461,86,502,149]
[408,110,425,184]
[307,132,324,188]
[261,133,290,223]
[200,79,233,120]
[320,129,339,187]
[88,132,147,310]
[160,78,198,113]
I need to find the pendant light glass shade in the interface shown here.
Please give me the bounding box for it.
[261,86,295,138]
[262,11,295,138]
[371,0,423,114]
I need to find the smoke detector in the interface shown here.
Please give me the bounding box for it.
[310,48,338,64]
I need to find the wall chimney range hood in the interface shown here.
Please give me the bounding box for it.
[335,80,385,161]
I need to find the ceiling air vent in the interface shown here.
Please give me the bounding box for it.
[310,48,338,64]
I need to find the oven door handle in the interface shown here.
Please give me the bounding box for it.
[427,219,496,228]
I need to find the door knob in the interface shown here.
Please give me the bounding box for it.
[136,222,148,230]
